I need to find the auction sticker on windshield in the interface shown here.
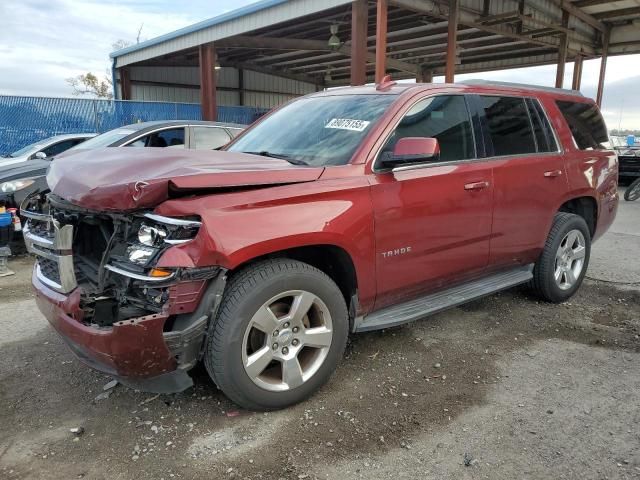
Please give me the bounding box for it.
[325,118,371,132]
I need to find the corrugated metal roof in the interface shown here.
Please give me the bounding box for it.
[112,0,353,67]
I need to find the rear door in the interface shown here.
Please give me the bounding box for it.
[370,94,494,310]
[473,94,569,269]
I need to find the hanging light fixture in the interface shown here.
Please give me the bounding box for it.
[328,24,341,50]
[214,61,221,70]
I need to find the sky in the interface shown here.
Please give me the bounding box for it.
[0,0,638,129]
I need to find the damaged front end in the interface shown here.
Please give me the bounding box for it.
[22,192,225,393]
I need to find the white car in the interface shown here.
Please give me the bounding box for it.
[0,133,96,167]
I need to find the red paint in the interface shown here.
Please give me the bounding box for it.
[392,137,440,157]
[33,271,176,378]
[36,82,618,384]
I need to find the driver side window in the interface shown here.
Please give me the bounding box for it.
[382,95,475,162]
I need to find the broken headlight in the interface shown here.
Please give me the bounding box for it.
[138,224,168,246]
[141,213,201,246]
[126,244,157,266]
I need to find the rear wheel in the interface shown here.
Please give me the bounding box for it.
[204,259,348,410]
[624,178,640,201]
[531,213,591,303]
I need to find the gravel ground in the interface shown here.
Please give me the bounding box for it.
[1,195,639,480]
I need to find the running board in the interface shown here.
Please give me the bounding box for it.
[355,265,533,333]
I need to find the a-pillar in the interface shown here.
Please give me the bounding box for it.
[351,0,368,86]
[596,28,610,107]
[445,0,460,83]
[199,43,217,121]
[119,68,131,100]
[572,55,583,91]
[375,0,388,84]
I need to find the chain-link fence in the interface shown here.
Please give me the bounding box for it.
[0,96,267,155]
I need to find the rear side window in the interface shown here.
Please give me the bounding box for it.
[192,127,231,150]
[480,96,536,156]
[555,100,608,150]
[526,99,558,153]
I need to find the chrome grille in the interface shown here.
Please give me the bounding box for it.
[22,207,77,293]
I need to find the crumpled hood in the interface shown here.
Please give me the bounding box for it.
[47,148,324,211]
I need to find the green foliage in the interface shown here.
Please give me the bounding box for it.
[66,72,113,99]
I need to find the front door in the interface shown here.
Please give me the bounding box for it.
[370,94,494,310]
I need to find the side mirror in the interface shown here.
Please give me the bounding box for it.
[34,151,47,160]
[382,137,440,169]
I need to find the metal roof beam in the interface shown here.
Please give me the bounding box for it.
[592,7,640,20]
[223,61,324,85]
[390,0,596,55]
[552,0,606,32]
[217,35,417,74]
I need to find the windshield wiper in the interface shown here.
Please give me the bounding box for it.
[243,151,309,166]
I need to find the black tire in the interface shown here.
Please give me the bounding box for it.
[531,212,591,303]
[204,258,349,410]
[624,178,640,201]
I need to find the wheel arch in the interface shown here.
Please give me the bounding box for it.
[228,243,360,319]
[558,195,598,237]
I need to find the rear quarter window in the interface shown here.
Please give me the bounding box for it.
[555,100,609,150]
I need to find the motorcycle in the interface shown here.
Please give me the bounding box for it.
[624,178,640,201]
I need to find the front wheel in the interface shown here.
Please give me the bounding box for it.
[204,259,348,410]
[530,212,591,303]
[624,178,640,201]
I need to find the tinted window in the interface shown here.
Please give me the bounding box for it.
[192,127,231,150]
[73,128,137,149]
[127,128,185,148]
[480,96,536,156]
[382,95,475,162]
[526,99,557,153]
[42,139,77,157]
[555,100,608,150]
[227,95,396,166]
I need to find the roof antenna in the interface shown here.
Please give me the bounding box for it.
[376,74,396,91]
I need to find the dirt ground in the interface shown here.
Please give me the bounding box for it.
[1,197,639,480]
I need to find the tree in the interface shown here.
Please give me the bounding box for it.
[66,72,113,99]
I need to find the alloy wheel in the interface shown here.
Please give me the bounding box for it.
[241,290,333,392]
[554,229,586,290]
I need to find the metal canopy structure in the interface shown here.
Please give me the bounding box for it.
[110,0,640,119]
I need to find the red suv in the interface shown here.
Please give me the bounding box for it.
[22,80,618,410]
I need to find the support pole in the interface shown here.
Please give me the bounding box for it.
[571,56,583,91]
[445,0,460,83]
[238,68,244,106]
[555,10,570,88]
[351,0,368,86]
[596,27,610,107]
[199,43,217,121]
[417,66,434,83]
[119,68,131,100]
[375,0,388,84]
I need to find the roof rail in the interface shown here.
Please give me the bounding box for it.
[459,79,583,97]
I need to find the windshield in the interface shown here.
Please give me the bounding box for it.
[227,94,396,166]
[70,128,137,150]
[6,141,44,158]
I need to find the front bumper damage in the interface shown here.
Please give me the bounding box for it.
[23,193,226,393]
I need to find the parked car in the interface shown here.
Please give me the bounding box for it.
[611,139,640,181]
[0,120,245,221]
[22,80,618,410]
[0,133,95,167]
[63,120,245,153]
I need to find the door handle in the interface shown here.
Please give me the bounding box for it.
[544,169,563,178]
[464,181,490,191]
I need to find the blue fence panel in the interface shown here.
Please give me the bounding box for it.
[0,96,268,155]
